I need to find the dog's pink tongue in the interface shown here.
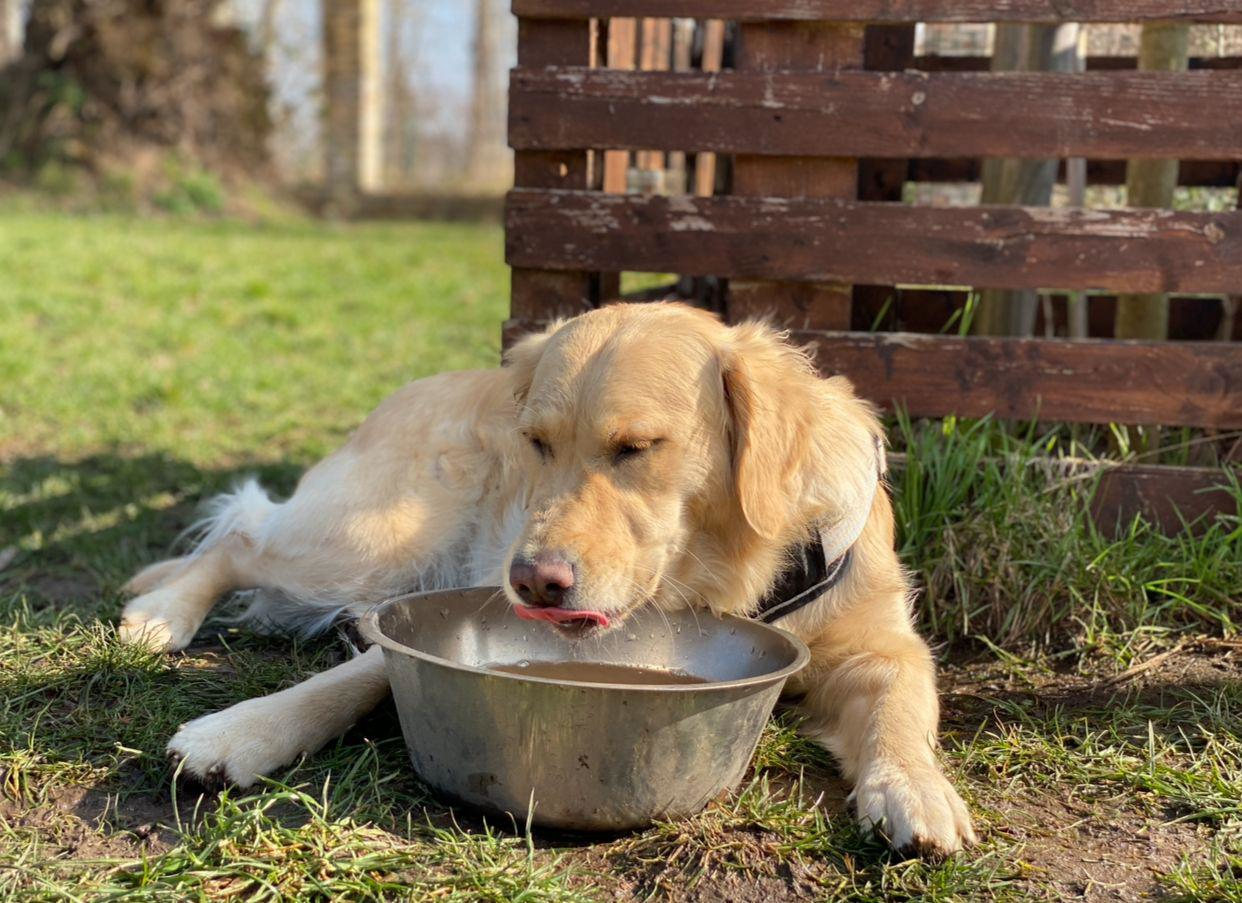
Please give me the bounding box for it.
[513,605,610,628]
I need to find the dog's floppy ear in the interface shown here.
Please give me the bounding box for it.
[720,330,798,540]
[721,322,883,549]
[504,320,564,403]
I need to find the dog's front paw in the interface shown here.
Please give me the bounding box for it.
[851,759,976,857]
[167,702,297,788]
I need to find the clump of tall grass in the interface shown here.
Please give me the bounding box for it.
[890,414,1240,648]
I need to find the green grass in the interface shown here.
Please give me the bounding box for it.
[1163,846,1242,902]
[892,413,1241,648]
[956,682,1242,828]
[0,211,504,461]
[99,780,595,901]
[1,210,1238,900]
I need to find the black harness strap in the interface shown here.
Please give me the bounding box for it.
[753,536,853,624]
[754,436,883,623]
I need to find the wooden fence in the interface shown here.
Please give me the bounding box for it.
[503,2,1242,529]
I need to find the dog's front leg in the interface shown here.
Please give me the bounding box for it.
[798,623,975,857]
[168,645,390,786]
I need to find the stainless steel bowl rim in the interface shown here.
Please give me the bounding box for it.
[359,590,811,693]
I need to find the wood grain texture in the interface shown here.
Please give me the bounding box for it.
[505,189,1242,294]
[796,331,1242,428]
[512,1,1242,23]
[916,52,1242,71]
[1090,463,1239,535]
[602,17,636,194]
[509,68,1242,160]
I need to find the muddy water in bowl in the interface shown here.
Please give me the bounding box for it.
[361,587,810,831]
[486,661,708,685]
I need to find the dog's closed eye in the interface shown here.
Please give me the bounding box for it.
[612,438,662,466]
[528,434,551,460]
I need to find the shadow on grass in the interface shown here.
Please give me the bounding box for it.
[940,654,1241,832]
[0,451,304,612]
[0,452,367,826]
[942,653,1240,739]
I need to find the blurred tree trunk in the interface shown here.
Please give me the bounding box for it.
[323,0,381,207]
[465,0,498,183]
[1113,24,1188,452]
[974,23,1078,337]
[258,0,282,58]
[1114,23,1190,341]
[0,0,17,66]
[382,0,416,188]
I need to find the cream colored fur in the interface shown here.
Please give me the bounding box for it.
[119,302,974,856]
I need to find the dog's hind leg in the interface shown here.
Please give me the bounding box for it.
[167,646,390,786]
[119,543,249,651]
[120,480,277,652]
[122,556,192,596]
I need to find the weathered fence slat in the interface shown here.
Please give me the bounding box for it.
[795,330,1242,428]
[512,1,1242,24]
[506,189,1242,294]
[1090,463,1239,535]
[510,68,1242,161]
[916,52,1242,71]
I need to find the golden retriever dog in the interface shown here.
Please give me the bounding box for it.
[118,302,975,856]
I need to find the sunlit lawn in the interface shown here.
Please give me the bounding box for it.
[1,212,507,463]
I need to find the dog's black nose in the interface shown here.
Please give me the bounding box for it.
[509,553,574,607]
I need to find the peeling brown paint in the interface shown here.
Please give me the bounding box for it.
[505,189,1242,294]
[510,67,1242,160]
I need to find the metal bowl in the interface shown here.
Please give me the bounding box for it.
[359,587,810,831]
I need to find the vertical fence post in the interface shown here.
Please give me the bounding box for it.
[634,18,672,192]
[603,18,637,194]
[508,17,596,343]
[692,20,727,198]
[727,21,864,330]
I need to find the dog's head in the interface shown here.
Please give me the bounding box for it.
[501,302,883,635]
